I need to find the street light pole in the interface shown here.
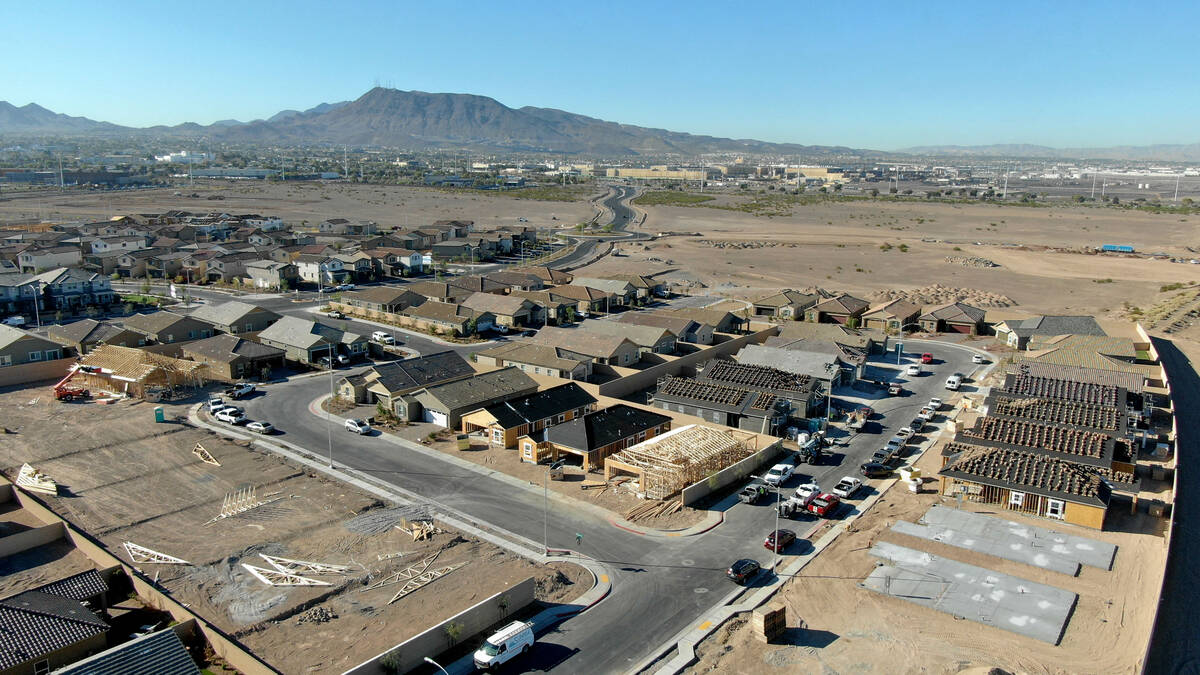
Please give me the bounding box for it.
[422,657,449,675]
[773,482,781,570]
[32,280,42,329]
[325,338,335,469]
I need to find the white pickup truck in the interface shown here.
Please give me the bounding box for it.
[763,462,795,487]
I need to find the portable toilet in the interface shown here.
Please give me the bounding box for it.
[154,406,165,423]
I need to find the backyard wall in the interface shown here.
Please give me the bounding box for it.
[0,357,76,389]
[679,438,785,506]
[342,576,537,675]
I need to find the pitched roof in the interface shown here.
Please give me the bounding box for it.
[460,292,534,317]
[658,307,747,329]
[920,301,986,324]
[574,320,674,347]
[753,289,821,308]
[699,359,818,399]
[417,367,538,411]
[0,324,67,352]
[179,333,285,364]
[406,281,462,299]
[1007,363,1144,393]
[517,266,573,284]
[366,351,474,393]
[812,293,870,315]
[343,286,426,307]
[36,570,109,601]
[938,443,1116,507]
[570,278,636,294]
[485,270,544,287]
[187,301,279,327]
[257,316,364,349]
[0,591,110,669]
[984,391,1125,435]
[1001,371,1126,405]
[79,344,207,382]
[401,301,486,325]
[545,404,672,451]
[1003,315,1106,339]
[959,416,1113,467]
[477,341,592,371]
[56,628,200,675]
[123,311,211,336]
[476,383,597,429]
[863,298,921,320]
[654,376,778,415]
[448,275,507,294]
[606,274,660,289]
[616,312,704,335]
[775,321,883,349]
[531,326,636,359]
[47,319,125,346]
[548,285,608,301]
[736,344,844,379]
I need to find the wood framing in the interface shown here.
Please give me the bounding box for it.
[241,563,331,586]
[605,425,756,500]
[16,463,57,495]
[123,541,191,565]
[192,442,221,466]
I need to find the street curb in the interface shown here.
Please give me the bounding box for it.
[309,395,730,539]
[635,356,996,675]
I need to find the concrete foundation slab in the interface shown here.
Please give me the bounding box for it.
[863,541,1077,645]
[891,520,1080,576]
[920,505,1116,570]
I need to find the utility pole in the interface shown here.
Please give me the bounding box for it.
[1090,173,1097,199]
[1175,174,1182,203]
[58,154,64,191]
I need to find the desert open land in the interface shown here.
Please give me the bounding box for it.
[583,196,1200,332]
[0,181,601,231]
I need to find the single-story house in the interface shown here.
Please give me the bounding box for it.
[570,278,637,307]
[652,376,788,434]
[401,366,539,428]
[520,266,573,285]
[336,351,474,411]
[485,271,545,292]
[607,274,666,299]
[531,326,641,366]
[400,302,494,336]
[474,341,594,381]
[405,281,471,304]
[122,311,216,344]
[448,275,507,295]
[773,320,887,354]
[805,293,871,325]
[993,315,1107,350]
[0,571,112,675]
[255,315,367,365]
[659,307,749,334]
[460,292,537,328]
[861,299,922,334]
[918,301,987,335]
[178,333,286,381]
[0,324,67,366]
[736,343,861,386]
[47,319,145,354]
[187,300,281,334]
[460,382,598,448]
[509,290,570,325]
[546,285,612,314]
[529,404,673,471]
[574,320,676,354]
[340,286,427,315]
[752,289,822,319]
[618,312,714,345]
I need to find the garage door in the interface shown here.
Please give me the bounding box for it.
[830,314,848,324]
[423,409,449,427]
[950,323,972,334]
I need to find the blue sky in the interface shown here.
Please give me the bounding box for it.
[4,0,1197,149]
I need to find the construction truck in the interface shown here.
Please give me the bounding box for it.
[52,367,90,402]
[794,431,826,465]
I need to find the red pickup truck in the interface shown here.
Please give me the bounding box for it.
[806,492,841,518]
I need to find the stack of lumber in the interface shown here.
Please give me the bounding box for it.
[623,500,683,522]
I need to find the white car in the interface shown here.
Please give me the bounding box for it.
[927,397,943,411]
[896,426,915,440]
[1,315,26,327]
[763,463,795,487]
[794,483,821,503]
[371,330,395,344]
[215,408,246,425]
[345,418,371,434]
[972,354,987,364]
[906,364,921,376]
[832,476,863,499]
[225,382,255,399]
[246,421,274,434]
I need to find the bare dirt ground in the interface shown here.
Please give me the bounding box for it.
[0,387,589,674]
[685,431,1167,675]
[0,182,600,232]
[588,200,1200,323]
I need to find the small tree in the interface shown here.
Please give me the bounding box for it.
[123,302,134,315]
[565,306,576,324]
[140,277,151,295]
[443,621,464,647]
[54,309,64,322]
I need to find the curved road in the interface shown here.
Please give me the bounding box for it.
[547,185,646,270]
[230,341,984,673]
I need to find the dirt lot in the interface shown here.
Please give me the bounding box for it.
[0,181,600,232]
[684,432,1167,675]
[588,199,1200,323]
[0,388,589,674]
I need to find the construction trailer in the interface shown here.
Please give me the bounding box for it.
[604,424,756,501]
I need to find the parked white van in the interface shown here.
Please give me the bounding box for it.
[945,373,963,390]
[473,620,534,670]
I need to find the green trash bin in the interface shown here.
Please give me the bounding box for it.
[154,406,165,423]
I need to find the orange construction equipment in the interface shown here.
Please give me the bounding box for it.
[52,366,90,402]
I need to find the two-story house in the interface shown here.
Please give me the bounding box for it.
[18,246,83,273]
[294,254,349,285]
[33,267,115,310]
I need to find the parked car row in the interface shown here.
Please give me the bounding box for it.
[207,394,273,434]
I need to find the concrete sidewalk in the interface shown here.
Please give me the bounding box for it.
[634,363,988,675]
[186,405,612,673]
[308,395,729,539]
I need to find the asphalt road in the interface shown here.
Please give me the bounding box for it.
[1143,338,1199,675]
[221,339,982,673]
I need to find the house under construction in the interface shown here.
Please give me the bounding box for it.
[604,424,757,500]
[71,344,210,398]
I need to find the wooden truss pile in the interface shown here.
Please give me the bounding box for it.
[205,486,284,525]
[607,425,754,500]
[16,463,57,495]
[395,519,441,541]
[363,551,466,604]
[242,553,350,586]
[124,542,190,565]
[192,442,221,466]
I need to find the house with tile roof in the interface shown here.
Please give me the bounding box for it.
[400,301,494,336]
[47,319,145,354]
[993,314,1106,350]
[178,333,286,381]
[335,351,474,409]
[460,292,537,328]
[574,320,676,354]
[518,266,573,285]
[651,376,788,435]
[804,293,871,325]
[918,301,987,335]
[861,298,922,333]
[751,289,823,319]
[474,341,594,381]
[617,312,714,344]
[55,627,200,675]
[530,326,641,366]
[254,316,367,365]
[403,366,539,427]
[187,300,281,334]
[532,404,673,471]
[0,572,112,675]
[122,311,216,344]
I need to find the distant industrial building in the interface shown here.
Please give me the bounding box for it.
[606,167,706,181]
